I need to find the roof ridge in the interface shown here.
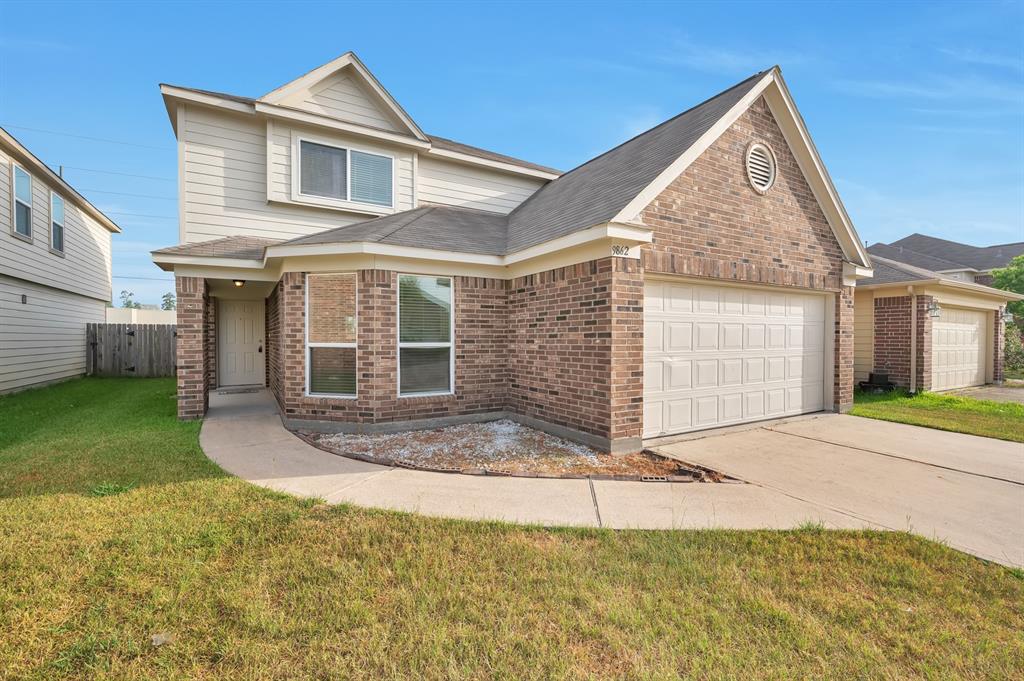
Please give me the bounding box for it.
[509,69,768,222]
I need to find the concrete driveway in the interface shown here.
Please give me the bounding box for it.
[947,385,1024,405]
[655,414,1024,567]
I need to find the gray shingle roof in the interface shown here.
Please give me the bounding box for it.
[867,243,966,272]
[280,206,509,255]
[161,84,559,176]
[886,234,1024,271]
[863,255,945,285]
[504,70,768,253]
[152,236,281,260]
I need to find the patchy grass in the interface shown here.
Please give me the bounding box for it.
[1,379,1022,679]
[852,389,1024,442]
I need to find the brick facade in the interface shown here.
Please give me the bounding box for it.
[872,294,935,391]
[173,96,859,448]
[994,306,1005,384]
[175,276,212,419]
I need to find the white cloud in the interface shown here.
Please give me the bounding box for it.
[650,36,808,75]
[939,47,1024,73]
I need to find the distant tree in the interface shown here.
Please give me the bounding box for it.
[119,290,142,309]
[161,292,176,311]
[992,254,1024,323]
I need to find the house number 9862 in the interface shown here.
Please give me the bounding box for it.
[611,244,631,256]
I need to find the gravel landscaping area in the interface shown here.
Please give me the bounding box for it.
[304,419,699,478]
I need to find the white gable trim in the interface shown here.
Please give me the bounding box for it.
[259,52,428,142]
[610,69,871,268]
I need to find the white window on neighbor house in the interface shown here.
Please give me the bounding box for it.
[298,139,393,207]
[12,163,32,239]
[305,273,358,397]
[398,274,453,396]
[50,192,65,253]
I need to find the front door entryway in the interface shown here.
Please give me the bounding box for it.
[218,299,265,387]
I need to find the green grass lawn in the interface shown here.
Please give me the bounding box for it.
[1,379,1022,680]
[851,389,1024,442]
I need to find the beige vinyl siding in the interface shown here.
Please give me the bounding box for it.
[292,70,402,132]
[417,156,545,214]
[854,290,874,383]
[0,274,105,393]
[265,118,414,211]
[0,146,112,302]
[180,104,416,243]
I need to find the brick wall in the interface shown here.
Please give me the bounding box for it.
[914,295,934,391]
[175,276,210,419]
[266,281,282,399]
[994,306,1005,383]
[273,270,511,426]
[833,286,855,410]
[974,273,994,287]
[873,296,912,388]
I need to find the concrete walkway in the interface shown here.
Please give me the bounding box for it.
[947,384,1024,405]
[200,390,868,531]
[200,390,1023,567]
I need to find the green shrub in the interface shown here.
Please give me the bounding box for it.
[1006,325,1024,374]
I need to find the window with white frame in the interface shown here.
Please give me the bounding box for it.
[306,273,358,396]
[12,164,32,238]
[398,275,453,396]
[298,140,393,207]
[50,193,65,253]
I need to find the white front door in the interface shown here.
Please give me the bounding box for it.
[643,280,828,438]
[932,307,987,391]
[218,299,265,387]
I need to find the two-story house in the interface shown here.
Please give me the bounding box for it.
[153,52,877,453]
[1,127,120,394]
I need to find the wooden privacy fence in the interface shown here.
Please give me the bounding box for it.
[87,323,177,377]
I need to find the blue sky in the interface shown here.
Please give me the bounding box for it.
[1,0,1022,305]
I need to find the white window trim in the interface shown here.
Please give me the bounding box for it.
[305,272,358,399]
[290,132,396,213]
[10,161,32,242]
[397,273,455,398]
[49,191,65,255]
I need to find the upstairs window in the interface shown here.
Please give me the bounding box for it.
[398,275,453,396]
[50,193,65,253]
[299,140,393,207]
[306,273,358,397]
[12,164,32,238]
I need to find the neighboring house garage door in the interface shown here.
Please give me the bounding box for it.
[643,280,827,438]
[932,307,987,391]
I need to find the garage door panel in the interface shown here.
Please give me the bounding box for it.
[644,321,663,351]
[932,307,987,391]
[644,280,828,438]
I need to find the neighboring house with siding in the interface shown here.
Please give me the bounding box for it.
[1,127,120,393]
[869,234,1024,287]
[153,52,876,453]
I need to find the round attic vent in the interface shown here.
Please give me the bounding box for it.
[745,142,776,194]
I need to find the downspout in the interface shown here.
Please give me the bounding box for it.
[908,285,917,393]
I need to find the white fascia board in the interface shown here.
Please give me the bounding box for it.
[859,277,1024,300]
[423,146,561,181]
[264,222,652,268]
[0,128,121,233]
[253,102,430,150]
[259,52,428,142]
[160,85,255,116]
[762,73,871,268]
[503,222,652,265]
[842,262,874,287]
[611,71,775,226]
[151,254,267,270]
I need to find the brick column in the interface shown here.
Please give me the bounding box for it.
[278,272,307,416]
[833,286,855,412]
[914,295,935,391]
[175,276,209,420]
[874,296,912,388]
[994,306,1005,384]
[609,257,644,450]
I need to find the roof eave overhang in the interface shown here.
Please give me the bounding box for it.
[423,147,560,180]
[609,68,871,269]
[0,127,121,233]
[858,277,1024,301]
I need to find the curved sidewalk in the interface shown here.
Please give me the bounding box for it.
[199,389,869,531]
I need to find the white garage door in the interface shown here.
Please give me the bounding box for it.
[644,280,827,438]
[932,307,987,391]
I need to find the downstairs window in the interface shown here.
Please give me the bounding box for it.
[306,273,357,396]
[398,275,453,396]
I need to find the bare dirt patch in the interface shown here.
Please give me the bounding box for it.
[302,419,704,479]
